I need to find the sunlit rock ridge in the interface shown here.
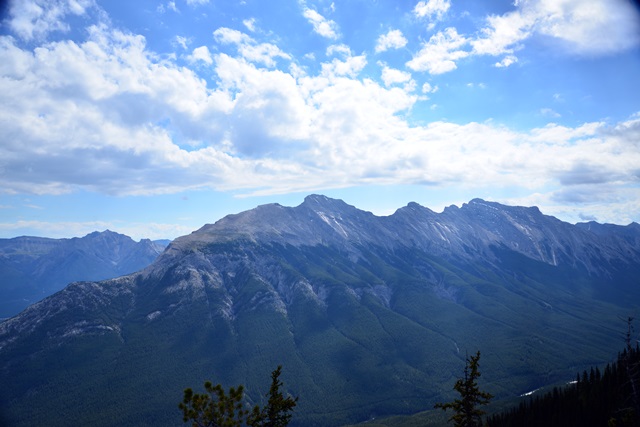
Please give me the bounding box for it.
[162,194,639,272]
[0,195,639,426]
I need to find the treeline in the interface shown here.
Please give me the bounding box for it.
[487,344,640,427]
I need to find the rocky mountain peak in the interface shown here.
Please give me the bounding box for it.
[157,195,640,277]
[0,230,166,318]
[301,194,356,212]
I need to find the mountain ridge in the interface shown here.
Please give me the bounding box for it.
[0,196,638,426]
[166,195,639,274]
[0,230,168,319]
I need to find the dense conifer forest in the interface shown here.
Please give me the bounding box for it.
[487,343,640,427]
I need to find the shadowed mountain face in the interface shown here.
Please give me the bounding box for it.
[0,230,167,319]
[0,196,638,426]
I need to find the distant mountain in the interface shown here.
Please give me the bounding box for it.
[0,230,168,319]
[0,196,638,426]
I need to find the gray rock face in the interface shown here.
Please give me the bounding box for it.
[165,194,639,273]
[0,230,167,318]
[0,196,638,426]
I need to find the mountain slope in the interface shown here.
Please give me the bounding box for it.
[0,196,638,426]
[0,230,168,319]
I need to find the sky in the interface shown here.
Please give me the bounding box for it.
[1,0,640,241]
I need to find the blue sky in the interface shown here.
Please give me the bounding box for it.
[1,0,639,240]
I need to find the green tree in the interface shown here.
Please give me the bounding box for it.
[178,381,249,427]
[435,351,493,427]
[179,366,297,427]
[248,365,298,427]
[179,382,251,427]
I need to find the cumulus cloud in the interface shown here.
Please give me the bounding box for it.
[3,17,639,204]
[8,0,96,41]
[404,0,640,75]
[531,0,640,55]
[413,0,450,21]
[326,44,351,57]
[321,50,367,78]
[302,8,340,39]
[375,29,408,53]
[213,27,252,45]
[471,0,640,64]
[1,3,639,225]
[406,27,469,74]
[380,64,413,88]
[188,46,213,64]
[471,9,532,57]
[213,27,291,67]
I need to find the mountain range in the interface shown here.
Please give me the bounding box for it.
[0,230,168,319]
[0,195,639,426]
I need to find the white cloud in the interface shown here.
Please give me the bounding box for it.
[188,46,213,64]
[213,27,252,45]
[243,18,257,32]
[421,82,438,93]
[213,27,290,67]
[174,35,189,50]
[0,26,239,195]
[318,45,367,79]
[413,0,450,20]
[495,55,518,68]
[375,29,408,53]
[471,0,640,60]
[380,65,413,88]
[1,9,639,225]
[326,44,352,57]
[8,0,95,41]
[185,0,209,5]
[404,0,640,75]
[320,55,367,79]
[240,43,291,67]
[5,17,638,202]
[302,8,340,39]
[406,27,469,74]
[471,10,532,57]
[532,0,640,55]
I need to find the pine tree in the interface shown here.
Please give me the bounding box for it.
[179,366,297,427]
[435,351,494,427]
[179,382,250,427]
[247,365,298,427]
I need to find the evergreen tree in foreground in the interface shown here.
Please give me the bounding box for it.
[179,382,248,427]
[435,351,493,427]
[248,366,298,427]
[179,366,297,427]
